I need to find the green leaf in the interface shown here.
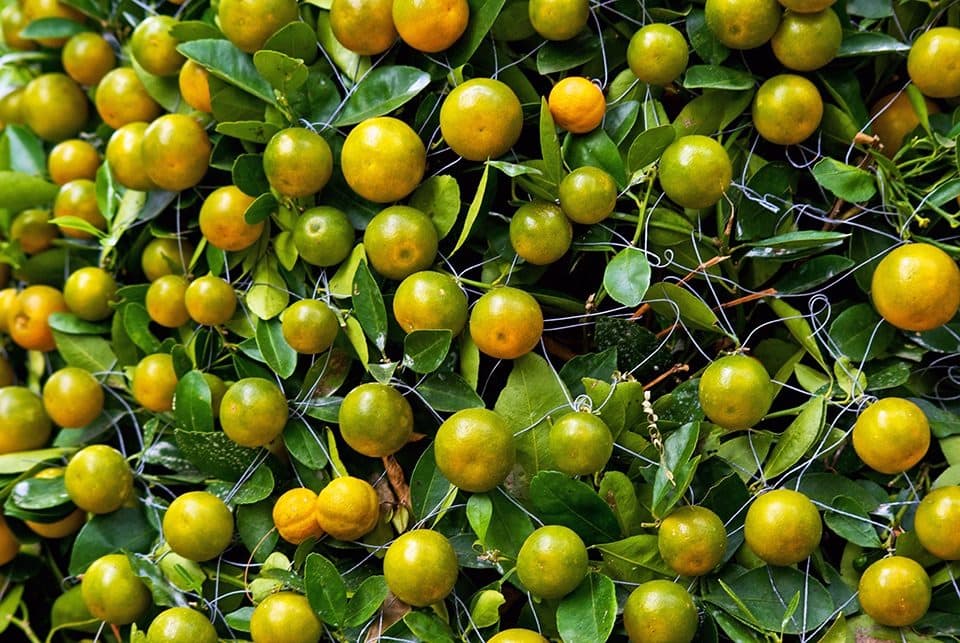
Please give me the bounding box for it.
[595,534,673,583]
[409,175,461,239]
[449,0,508,65]
[315,12,370,83]
[410,444,455,525]
[343,576,389,627]
[686,9,729,65]
[417,372,484,412]
[9,476,69,510]
[564,128,628,188]
[846,0,893,17]
[644,282,723,334]
[122,303,161,353]
[68,507,157,576]
[470,589,506,628]
[598,471,642,536]
[763,396,826,479]
[828,303,894,361]
[19,17,86,38]
[244,193,277,225]
[450,162,489,257]
[174,429,259,479]
[627,125,675,172]
[0,585,23,635]
[178,39,275,105]
[466,490,534,560]
[529,471,621,545]
[352,260,387,352]
[540,97,562,187]
[775,255,855,294]
[767,298,828,370]
[683,65,755,90]
[256,318,297,379]
[174,370,214,433]
[47,312,109,336]
[0,448,75,475]
[536,31,600,74]
[217,121,281,144]
[263,20,319,61]
[652,422,700,518]
[170,20,222,42]
[603,247,651,307]
[233,153,270,197]
[673,90,753,137]
[558,350,617,399]
[253,50,308,93]
[288,70,341,125]
[127,554,184,609]
[283,419,328,469]
[305,553,348,627]
[237,501,278,563]
[403,330,452,374]
[2,124,44,175]
[556,572,617,643]
[334,66,430,126]
[246,256,289,320]
[404,611,455,643]
[811,157,877,203]
[52,332,118,373]
[0,171,59,213]
[823,496,882,548]
[837,31,909,57]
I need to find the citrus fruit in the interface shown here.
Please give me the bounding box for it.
[217,0,300,53]
[752,74,823,145]
[142,113,211,192]
[249,592,322,643]
[548,76,605,134]
[548,410,613,475]
[292,206,354,267]
[870,91,940,157]
[24,468,87,539]
[94,67,162,130]
[314,475,380,541]
[131,15,185,77]
[0,289,15,334]
[487,630,549,643]
[42,367,104,428]
[392,0,469,52]
[184,275,237,326]
[870,242,960,331]
[21,0,84,47]
[220,378,290,447]
[48,138,100,185]
[106,122,158,192]
[81,553,152,625]
[657,505,728,576]
[61,31,116,86]
[363,205,439,280]
[163,491,234,561]
[627,23,689,86]
[516,525,588,599]
[509,200,573,265]
[777,0,834,10]
[914,485,960,560]
[698,353,773,430]
[64,266,116,322]
[469,286,544,360]
[852,397,930,474]
[10,209,58,255]
[53,178,106,239]
[21,73,89,142]
[330,0,398,55]
[0,385,52,454]
[0,515,18,566]
[558,165,618,224]
[65,444,134,514]
[146,606,218,643]
[281,299,339,354]
[907,26,960,99]
[338,382,413,457]
[1,4,34,50]
[528,0,589,41]
[146,274,190,328]
[178,59,212,113]
[8,284,69,352]
[439,78,523,161]
[658,135,732,209]
[858,556,932,627]
[383,529,459,606]
[341,117,426,203]
[263,127,333,198]
[434,407,516,492]
[199,185,263,251]
[392,270,468,334]
[704,0,781,49]
[743,488,822,566]
[272,487,325,545]
[131,352,179,413]
[770,9,842,71]
[623,580,699,643]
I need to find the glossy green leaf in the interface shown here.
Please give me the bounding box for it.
[0,171,59,213]
[838,31,908,57]
[556,572,617,643]
[334,66,430,126]
[409,175,460,240]
[178,39,275,104]
[644,282,722,334]
[417,372,484,412]
[216,121,281,144]
[683,65,755,90]
[812,158,877,203]
[450,161,489,257]
[253,50,308,93]
[19,17,86,38]
[564,128,628,188]
[256,318,297,378]
[823,495,882,548]
[403,330,453,374]
[603,247,651,307]
[828,303,894,361]
[540,97,562,186]
[68,507,156,576]
[305,553,348,627]
[449,0,508,66]
[627,125,676,172]
[466,490,534,560]
[174,370,214,433]
[763,396,826,479]
[529,471,621,545]
[352,260,387,352]
[246,256,289,320]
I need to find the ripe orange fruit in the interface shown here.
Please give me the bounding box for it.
[292,206,355,267]
[249,592,321,643]
[705,0,782,49]
[330,0,397,55]
[914,485,960,560]
[657,505,727,576]
[852,397,930,474]
[163,491,234,561]
[870,91,940,157]
[752,74,823,145]
[8,285,69,352]
[658,134,732,209]
[627,23,689,86]
[10,209,58,255]
[81,553,152,625]
[870,242,960,332]
[908,26,960,99]
[61,32,116,86]
[263,127,333,198]
[131,15,185,77]
[0,385,52,454]
[314,476,381,541]
[21,73,89,142]
[178,59,212,113]
[392,0,469,52]
[21,0,85,47]
[548,77,605,134]
[218,0,300,53]
[220,378,290,447]
[48,139,100,185]
[528,0,589,41]
[516,525,588,599]
[487,630,549,643]
[392,270,468,334]
[338,382,413,457]
[558,165,618,224]
[199,185,263,252]
[383,529,459,606]
[65,444,134,514]
[131,353,179,413]
[0,515,18,566]
[623,580,699,643]
[770,9,842,71]
[142,113,212,192]
[184,275,237,326]
[744,488,822,566]
[509,201,573,265]
[434,408,516,492]
[363,205,439,280]
[858,556,931,627]
[106,122,158,192]
[142,237,195,281]
[281,299,339,354]
[272,487,325,545]
[439,78,523,161]
[63,266,117,322]
[698,353,773,430]
[94,67,162,130]
[469,286,544,360]
[53,178,107,239]
[146,607,218,643]
[1,4,34,51]
[341,117,426,203]
[146,274,190,328]
[42,367,104,428]
[549,410,613,476]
